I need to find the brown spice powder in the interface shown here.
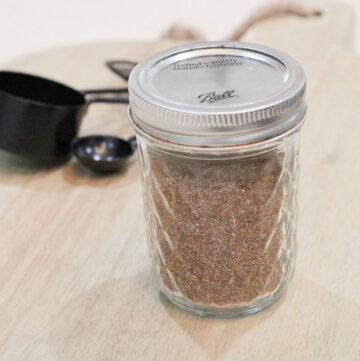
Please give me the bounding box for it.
[141,144,298,307]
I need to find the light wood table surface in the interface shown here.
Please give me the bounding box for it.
[0,2,359,360]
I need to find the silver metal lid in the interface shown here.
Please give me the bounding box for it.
[129,41,306,147]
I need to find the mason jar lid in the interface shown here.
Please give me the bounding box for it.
[128,41,306,147]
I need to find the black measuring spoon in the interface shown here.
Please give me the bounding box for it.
[71,61,139,173]
[106,60,137,81]
[71,135,137,173]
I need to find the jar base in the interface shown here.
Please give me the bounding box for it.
[161,283,288,318]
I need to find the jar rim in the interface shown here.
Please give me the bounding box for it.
[129,106,306,155]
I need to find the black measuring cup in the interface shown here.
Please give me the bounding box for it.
[0,71,128,160]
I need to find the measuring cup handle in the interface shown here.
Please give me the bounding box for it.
[81,88,129,104]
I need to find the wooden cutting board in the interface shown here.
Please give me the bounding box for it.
[0,1,359,360]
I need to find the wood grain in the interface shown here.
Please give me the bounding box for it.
[0,2,359,360]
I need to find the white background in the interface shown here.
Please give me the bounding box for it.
[0,0,358,63]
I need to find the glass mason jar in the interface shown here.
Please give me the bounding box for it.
[129,41,306,317]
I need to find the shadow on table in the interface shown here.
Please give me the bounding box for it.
[0,148,138,190]
[0,150,66,175]
[61,158,138,188]
[158,291,285,360]
[48,269,280,361]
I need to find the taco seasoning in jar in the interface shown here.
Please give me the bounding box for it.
[128,41,306,317]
